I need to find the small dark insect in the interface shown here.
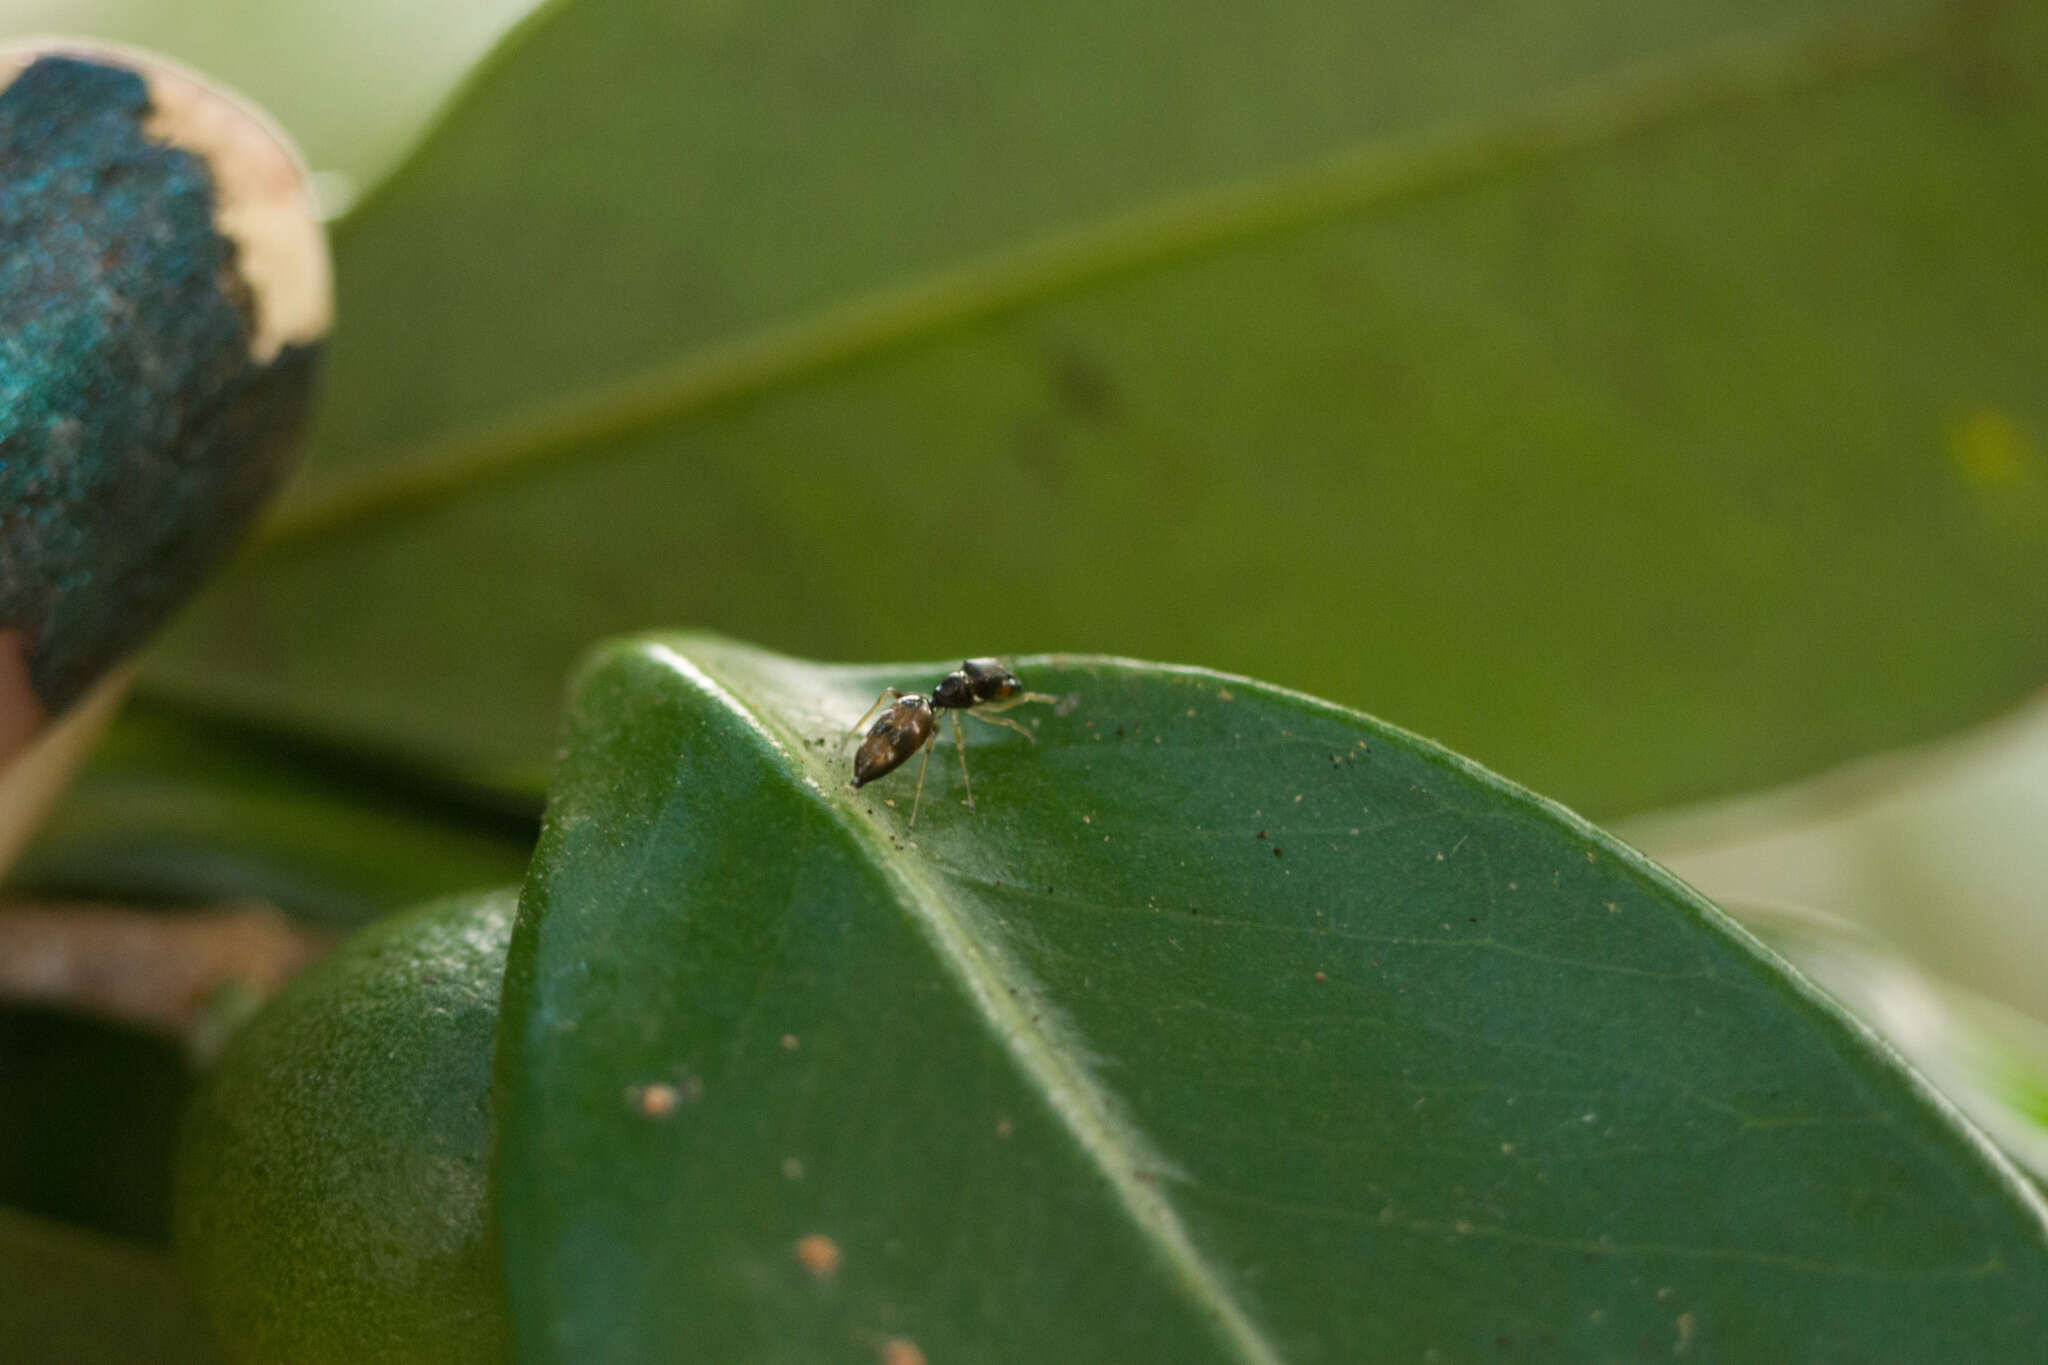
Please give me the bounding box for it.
[848,659,1058,827]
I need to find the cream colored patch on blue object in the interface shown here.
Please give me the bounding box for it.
[0,39,330,741]
[1,37,332,362]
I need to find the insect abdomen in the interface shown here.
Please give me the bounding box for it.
[851,697,934,787]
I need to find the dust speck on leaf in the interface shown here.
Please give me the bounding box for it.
[1676,1311,1697,1356]
[781,1157,805,1181]
[780,1033,800,1051]
[1050,346,1118,424]
[794,1233,841,1279]
[627,1083,681,1118]
[995,1116,1015,1139]
[880,1337,927,1365]
[1313,971,1326,983]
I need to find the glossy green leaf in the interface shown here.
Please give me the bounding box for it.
[498,636,2048,1360]
[175,888,513,1365]
[7,702,536,927]
[145,0,2048,816]
[0,1205,219,1364]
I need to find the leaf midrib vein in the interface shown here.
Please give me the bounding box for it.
[252,6,1957,553]
[658,644,1288,1365]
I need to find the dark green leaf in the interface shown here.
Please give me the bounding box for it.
[0,1009,189,1244]
[144,0,2048,816]
[8,702,536,927]
[174,888,513,1365]
[0,1206,219,1364]
[497,636,2048,1360]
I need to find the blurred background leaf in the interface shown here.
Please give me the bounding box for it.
[1637,691,2048,1072]
[1733,897,2048,1182]
[117,0,2048,820]
[0,1009,188,1244]
[0,705,533,1261]
[0,1205,219,1363]
[9,703,536,928]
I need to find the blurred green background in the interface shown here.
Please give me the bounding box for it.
[5,0,2048,1306]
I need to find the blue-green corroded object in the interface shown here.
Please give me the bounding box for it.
[0,50,327,733]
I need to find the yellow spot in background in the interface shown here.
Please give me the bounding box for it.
[1946,407,2034,489]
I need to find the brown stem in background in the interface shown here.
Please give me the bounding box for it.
[0,901,333,1052]
[0,629,46,765]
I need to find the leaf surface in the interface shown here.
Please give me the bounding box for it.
[146,0,2048,816]
[496,636,2048,1361]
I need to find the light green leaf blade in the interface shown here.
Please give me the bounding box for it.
[496,636,2048,1360]
[147,0,2048,816]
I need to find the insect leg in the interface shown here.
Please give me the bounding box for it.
[962,709,1037,743]
[981,693,1059,712]
[908,732,934,828]
[950,710,975,810]
[966,682,1061,741]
